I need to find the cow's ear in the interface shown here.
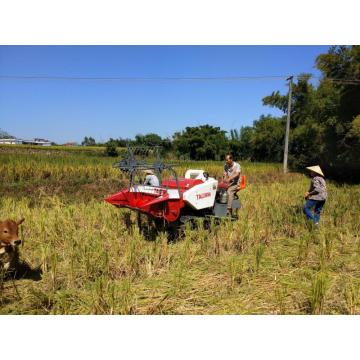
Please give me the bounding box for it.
[17,218,25,225]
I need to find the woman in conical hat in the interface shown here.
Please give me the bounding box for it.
[303,165,327,225]
[305,165,324,177]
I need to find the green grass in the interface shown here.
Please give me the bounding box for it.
[0,147,359,314]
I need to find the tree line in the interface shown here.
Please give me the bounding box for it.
[80,46,359,181]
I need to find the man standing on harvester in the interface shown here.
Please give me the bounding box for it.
[223,154,241,217]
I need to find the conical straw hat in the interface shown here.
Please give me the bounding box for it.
[306,165,324,177]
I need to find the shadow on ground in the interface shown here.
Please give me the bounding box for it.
[3,261,42,282]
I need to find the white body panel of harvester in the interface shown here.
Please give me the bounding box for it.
[183,177,218,210]
[130,185,180,199]
[184,169,208,181]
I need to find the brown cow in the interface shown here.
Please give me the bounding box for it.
[0,218,24,273]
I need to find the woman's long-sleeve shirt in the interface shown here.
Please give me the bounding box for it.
[308,176,327,201]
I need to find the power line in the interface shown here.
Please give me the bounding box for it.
[0,74,359,84]
[0,75,289,81]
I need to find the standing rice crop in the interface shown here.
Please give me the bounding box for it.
[0,146,359,314]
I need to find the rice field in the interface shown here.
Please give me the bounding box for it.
[0,145,359,314]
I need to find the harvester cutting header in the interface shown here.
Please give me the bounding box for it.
[105,146,246,226]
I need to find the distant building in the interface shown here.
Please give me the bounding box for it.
[0,134,52,146]
[0,138,22,145]
[21,138,52,146]
[63,142,78,146]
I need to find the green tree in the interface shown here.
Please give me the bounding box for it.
[173,125,228,160]
[104,139,119,157]
[238,126,255,160]
[288,118,324,168]
[315,46,360,179]
[259,46,360,180]
[134,133,172,152]
[81,136,96,146]
[251,115,285,162]
[135,133,162,146]
[229,126,255,161]
[263,73,317,128]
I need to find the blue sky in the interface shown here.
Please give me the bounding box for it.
[0,46,330,143]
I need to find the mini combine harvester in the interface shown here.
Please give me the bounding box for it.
[105,146,246,230]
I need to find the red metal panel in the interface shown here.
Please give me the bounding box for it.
[105,187,185,223]
[161,177,203,189]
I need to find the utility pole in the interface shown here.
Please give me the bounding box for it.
[283,76,293,173]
